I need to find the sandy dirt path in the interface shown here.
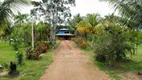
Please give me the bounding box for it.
[40,40,111,80]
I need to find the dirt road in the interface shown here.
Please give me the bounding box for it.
[40,40,110,80]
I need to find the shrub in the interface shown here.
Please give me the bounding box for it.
[34,47,42,59]
[12,41,20,50]
[95,54,106,62]
[94,26,139,65]
[25,48,33,59]
[12,43,19,50]
[16,51,23,65]
[12,38,22,51]
[25,42,49,60]
[72,37,89,49]
[2,62,8,69]
[72,37,81,45]
[25,48,41,60]
[78,41,88,49]
[39,43,48,53]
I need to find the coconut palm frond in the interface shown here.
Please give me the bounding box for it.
[0,0,30,25]
[100,0,142,28]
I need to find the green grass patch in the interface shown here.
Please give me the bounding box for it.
[0,41,53,80]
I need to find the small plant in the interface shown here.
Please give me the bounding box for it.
[12,42,19,50]
[72,37,82,45]
[72,37,88,49]
[34,47,42,59]
[25,47,42,60]
[78,41,88,49]
[2,62,8,69]
[16,51,23,65]
[25,42,49,60]
[25,48,34,59]
[39,43,48,53]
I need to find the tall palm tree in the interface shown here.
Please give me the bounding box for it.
[85,14,101,43]
[86,14,100,27]
[101,0,142,28]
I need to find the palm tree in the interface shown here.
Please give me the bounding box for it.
[76,20,92,39]
[68,13,83,33]
[0,0,29,25]
[22,22,32,46]
[85,13,101,43]
[86,14,100,27]
[101,0,142,28]
[35,21,50,42]
[14,12,28,25]
[0,19,13,43]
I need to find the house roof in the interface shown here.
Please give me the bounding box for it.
[59,28,69,31]
[56,28,74,36]
[56,34,74,36]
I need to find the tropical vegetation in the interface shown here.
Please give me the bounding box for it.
[0,0,142,79]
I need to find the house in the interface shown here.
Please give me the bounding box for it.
[56,28,74,40]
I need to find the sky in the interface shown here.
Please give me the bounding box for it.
[21,0,116,17]
[70,0,116,16]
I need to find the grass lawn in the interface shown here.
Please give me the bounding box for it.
[0,41,53,80]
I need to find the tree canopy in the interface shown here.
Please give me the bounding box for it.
[31,0,75,46]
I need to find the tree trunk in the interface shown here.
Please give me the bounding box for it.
[32,21,34,50]
[50,26,56,47]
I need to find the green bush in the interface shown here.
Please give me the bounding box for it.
[78,41,89,49]
[72,37,89,49]
[16,51,23,65]
[12,39,22,50]
[2,62,8,69]
[25,48,38,60]
[94,26,141,65]
[25,42,49,60]
[12,42,19,50]
[95,54,106,62]
[72,37,82,45]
